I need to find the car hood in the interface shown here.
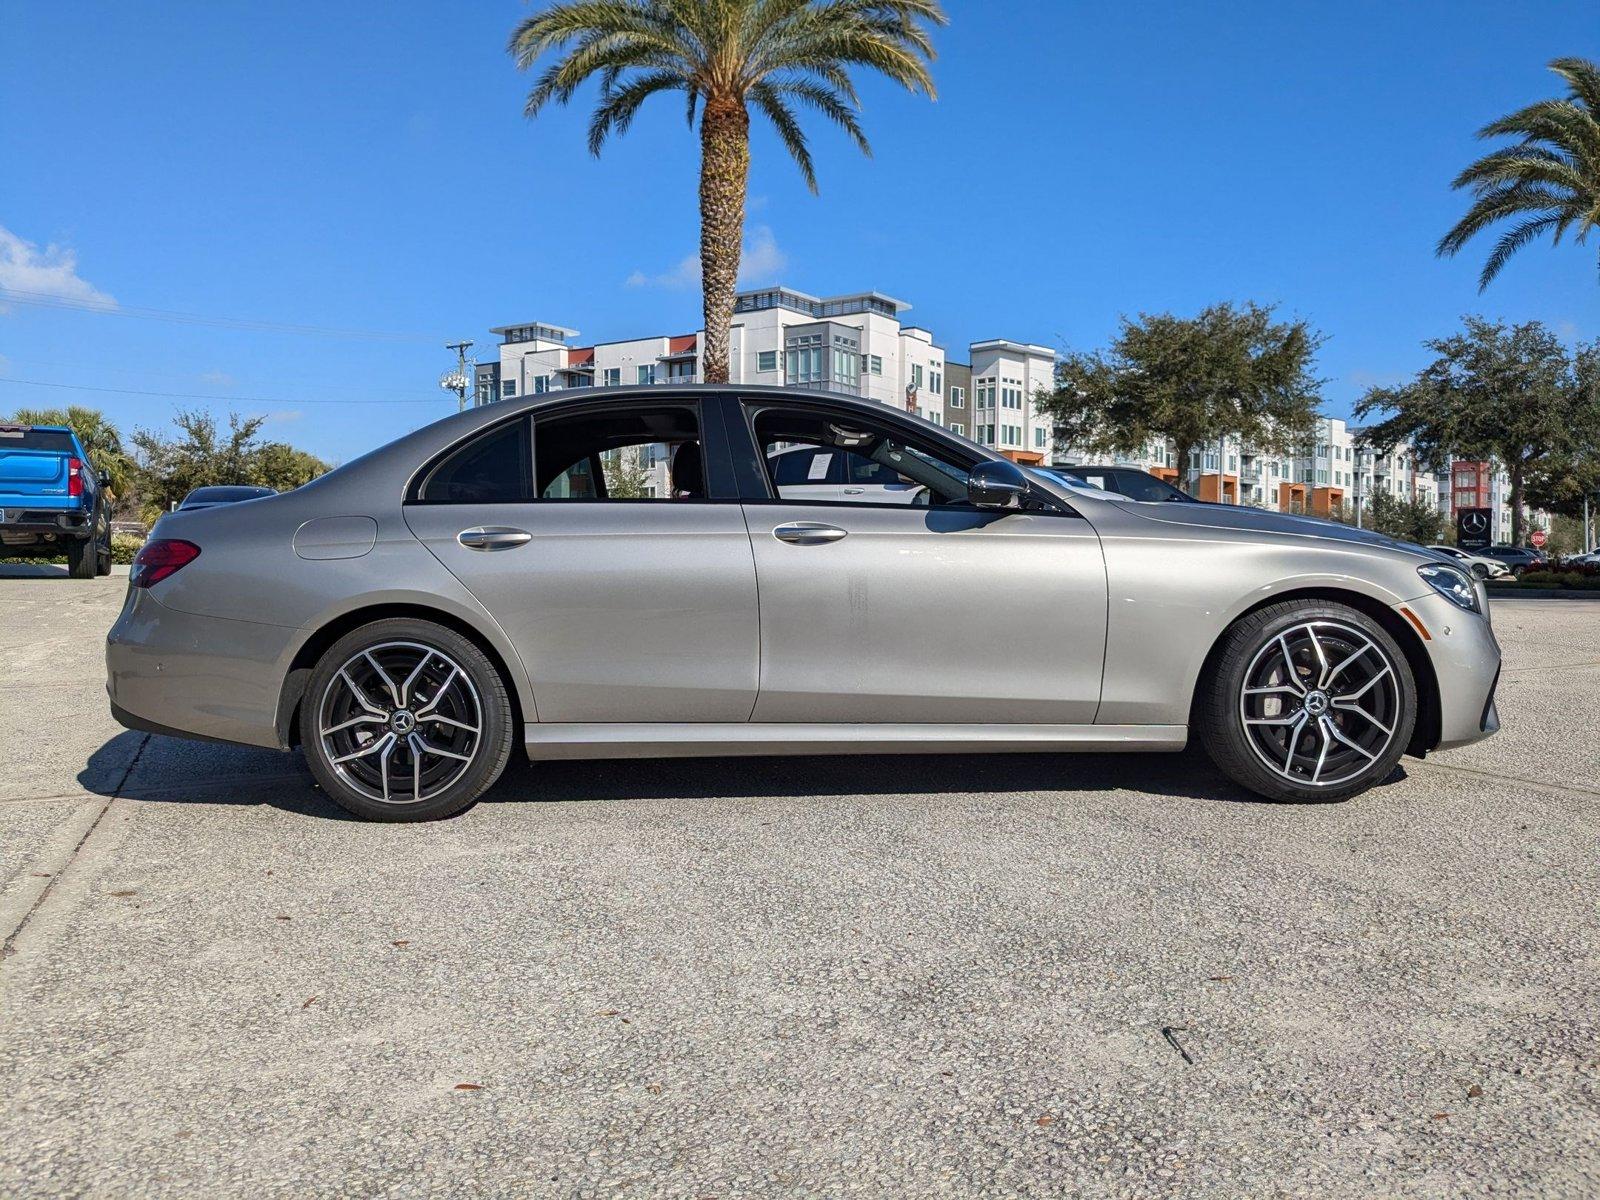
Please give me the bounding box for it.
[1119,498,1432,556]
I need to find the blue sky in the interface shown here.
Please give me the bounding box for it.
[1,0,1593,464]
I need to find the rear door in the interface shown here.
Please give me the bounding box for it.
[727,397,1108,725]
[403,397,761,723]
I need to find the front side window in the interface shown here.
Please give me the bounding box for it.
[748,404,972,507]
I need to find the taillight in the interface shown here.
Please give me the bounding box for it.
[130,539,201,588]
[67,457,83,497]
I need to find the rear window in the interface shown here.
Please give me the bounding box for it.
[0,427,75,454]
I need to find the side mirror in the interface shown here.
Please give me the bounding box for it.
[967,459,1029,510]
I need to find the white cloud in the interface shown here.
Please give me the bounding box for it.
[0,225,115,311]
[738,225,786,284]
[625,225,788,290]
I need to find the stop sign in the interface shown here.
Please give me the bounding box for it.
[1531,530,1548,549]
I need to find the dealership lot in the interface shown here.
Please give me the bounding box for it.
[1,571,1597,1197]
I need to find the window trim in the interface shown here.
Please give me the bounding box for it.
[405,393,741,505]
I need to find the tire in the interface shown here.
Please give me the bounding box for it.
[95,520,112,576]
[66,534,96,579]
[299,618,516,822]
[1195,601,1417,803]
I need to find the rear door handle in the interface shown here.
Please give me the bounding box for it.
[458,526,532,551]
[842,487,865,495]
[773,522,847,545]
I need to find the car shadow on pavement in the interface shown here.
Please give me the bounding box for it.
[80,730,1389,818]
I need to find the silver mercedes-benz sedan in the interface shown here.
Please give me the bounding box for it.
[106,385,1501,822]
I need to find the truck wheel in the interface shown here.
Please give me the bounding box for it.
[67,535,97,579]
[95,524,112,576]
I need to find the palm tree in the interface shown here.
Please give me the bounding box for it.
[509,0,946,382]
[1439,56,1600,290]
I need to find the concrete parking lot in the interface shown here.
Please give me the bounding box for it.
[1,569,1597,1198]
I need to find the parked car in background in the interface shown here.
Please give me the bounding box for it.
[1039,464,1197,503]
[107,385,1501,822]
[1480,544,1548,576]
[0,423,112,578]
[766,444,925,504]
[1426,544,1512,580]
[178,485,278,511]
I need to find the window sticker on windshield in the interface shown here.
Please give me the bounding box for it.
[1084,474,1106,490]
[807,453,833,480]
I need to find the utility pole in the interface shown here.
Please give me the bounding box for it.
[441,340,474,412]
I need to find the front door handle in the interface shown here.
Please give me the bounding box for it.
[842,487,866,496]
[458,526,532,551]
[773,522,847,545]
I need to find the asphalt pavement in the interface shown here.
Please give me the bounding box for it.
[1,568,1596,1198]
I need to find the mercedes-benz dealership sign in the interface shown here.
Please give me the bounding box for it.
[1457,507,1493,552]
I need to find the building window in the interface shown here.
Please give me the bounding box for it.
[637,365,656,385]
[949,422,965,436]
[911,364,924,390]
[757,350,778,372]
[949,386,965,408]
[1033,427,1047,449]
[977,424,995,445]
[602,367,621,387]
[533,375,549,395]
[930,370,942,394]
[869,355,883,375]
[501,380,517,398]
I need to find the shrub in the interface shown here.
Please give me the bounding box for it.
[112,532,145,564]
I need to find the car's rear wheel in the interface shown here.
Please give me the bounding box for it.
[299,619,515,822]
[1196,601,1416,803]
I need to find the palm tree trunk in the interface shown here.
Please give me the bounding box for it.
[698,97,750,385]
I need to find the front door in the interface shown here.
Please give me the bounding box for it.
[730,398,1108,724]
[403,398,760,723]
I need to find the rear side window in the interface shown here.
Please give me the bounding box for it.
[0,427,76,454]
[414,418,532,503]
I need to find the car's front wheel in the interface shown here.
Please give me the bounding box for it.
[299,618,515,821]
[1195,601,1417,803]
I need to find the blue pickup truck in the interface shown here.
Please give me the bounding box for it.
[0,423,113,577]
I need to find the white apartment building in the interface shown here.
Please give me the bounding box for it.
[478,286,1062,464]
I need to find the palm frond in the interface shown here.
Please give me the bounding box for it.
[748,80,817,192]
[588,69,688,155]
[1478,214,1564,289]
[1440,55,1600,287]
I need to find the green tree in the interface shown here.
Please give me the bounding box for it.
[5,404,135,496]
[508,0,945,383]
[1438,56,1600,290]
[1037,302,1324,494]
[600,446,653,498]
[130,410,331,511]
[1332,490,1447,545]
[254,441,333,493]
[1356,319,1597,545]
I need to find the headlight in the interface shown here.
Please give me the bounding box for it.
[1418,562,1481,614]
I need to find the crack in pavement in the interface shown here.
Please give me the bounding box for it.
[0,733,149,960]
[1416,755,1600,801]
